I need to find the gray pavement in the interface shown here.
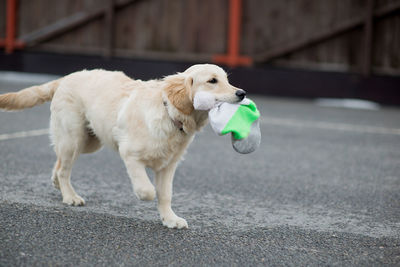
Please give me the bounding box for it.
[0,72,399,266]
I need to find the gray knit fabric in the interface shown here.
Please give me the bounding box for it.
[231,119,261,154]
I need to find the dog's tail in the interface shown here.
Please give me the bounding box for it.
[0,79,61,111]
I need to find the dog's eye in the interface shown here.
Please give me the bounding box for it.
[208,78,218,84]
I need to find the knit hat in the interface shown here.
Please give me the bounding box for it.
[194,92,261,154]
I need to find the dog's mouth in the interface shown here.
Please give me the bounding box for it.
[236,96,245,102]
[216,89,247,104]
[216,95,245,104]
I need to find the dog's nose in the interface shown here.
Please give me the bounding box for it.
[235,90,246,100]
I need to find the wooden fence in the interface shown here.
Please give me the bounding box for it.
[1,0,400,75]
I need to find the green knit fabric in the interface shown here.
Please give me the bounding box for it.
[221,99,260,139]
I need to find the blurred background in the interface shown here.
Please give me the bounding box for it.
[1,0,400,105]
[1,2,400,264]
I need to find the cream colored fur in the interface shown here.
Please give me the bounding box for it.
[0,64,243,229]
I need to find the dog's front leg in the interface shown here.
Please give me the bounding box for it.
[121,154,156,201]
[155,163,188,229]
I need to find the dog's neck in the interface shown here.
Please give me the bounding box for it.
[162,93,208,134]
[163,100,185,133]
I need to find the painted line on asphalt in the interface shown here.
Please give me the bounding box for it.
[0,128,49,141]
[1,116,399,142]
[261,117,400,135]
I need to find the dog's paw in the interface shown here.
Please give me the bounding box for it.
[63,194,85,206]
[162,216,188,229]
[134,185,156,201]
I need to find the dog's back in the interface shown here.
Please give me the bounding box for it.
[0,69,134,111]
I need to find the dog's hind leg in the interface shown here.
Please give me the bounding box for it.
[50,111,86,206]
[51,129,99,193]
[51,159,61,190]
[55,148,85,206]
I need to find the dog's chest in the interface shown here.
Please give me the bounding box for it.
[140,132,192,170]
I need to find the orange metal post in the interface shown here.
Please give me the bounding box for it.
[1,0,24,53]
[228,0,240,58]
[213,0,252,67]
[5,0,17,53]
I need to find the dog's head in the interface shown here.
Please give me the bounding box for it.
[164,64,246,115]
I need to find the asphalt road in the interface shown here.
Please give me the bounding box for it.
[0,72,399,266]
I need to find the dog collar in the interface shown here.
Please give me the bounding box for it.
[163,101,185,133]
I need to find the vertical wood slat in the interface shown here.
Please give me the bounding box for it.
[104,0,115,58]
[363,0,374,76]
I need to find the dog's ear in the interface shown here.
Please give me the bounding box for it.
[164,73,194,115]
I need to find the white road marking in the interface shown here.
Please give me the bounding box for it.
[0,128,49,141]
[0,116,399,142]
[261,117,400,135]
[0,71,59,85]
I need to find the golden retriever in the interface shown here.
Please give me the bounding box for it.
[0,64,246,229]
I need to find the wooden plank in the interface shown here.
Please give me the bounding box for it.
[104,0,115,58]
[362,0,374,76]
[29,43,213,62]
[374,3,400,73]
[20,8,104,46]
[254,1,400,63]
[19,0,138,47]
[0,0,7,39]
[254,16,365,62]
[375,0,400,17]
[181,0,199,53]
